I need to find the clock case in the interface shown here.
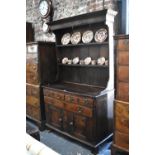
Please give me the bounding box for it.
[39,0,53,23]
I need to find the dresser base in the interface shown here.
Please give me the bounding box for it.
[26,115,46,131]
[111,143,129,155]
[45,123,113,154]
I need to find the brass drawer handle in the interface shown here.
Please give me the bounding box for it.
[32,66,36,70]
[84,98,88,105]
[77,107,83,113]
[70,96,74,103]
[121,118,129,126]
[57,95,61,99]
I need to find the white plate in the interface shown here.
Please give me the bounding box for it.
[82,30,94,44]
[95,28,107,43]
[84,57,92,65]
[62,57,69,64]
[97,57,106,65]
[73,57,79,64]
[61,33,71,45]
[71,32,81,44]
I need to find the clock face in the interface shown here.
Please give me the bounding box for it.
[39,0,50,17]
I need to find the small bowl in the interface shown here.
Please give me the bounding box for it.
[62,57,69,64]
[97,57,105,65]
[73,57,79,64]
[105,60,108,66]
[79,60,84,65]
[84,57,92,65]
[68,59,72,64]
[91,60,96,65]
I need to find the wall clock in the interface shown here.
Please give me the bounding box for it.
[39,0,53,19]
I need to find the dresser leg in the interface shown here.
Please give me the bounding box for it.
[39,121,46,131]
[111,144,129,155]
[111,144,116,155]
[91,147,99,155]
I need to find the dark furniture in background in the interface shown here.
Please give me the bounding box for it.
[26,42,56,129]
[42,9,117,153]
[26,121,40,141]
[111,35,129,155]
[116,0,128,35]
[26,22,34,42]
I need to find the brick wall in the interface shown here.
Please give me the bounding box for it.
[26,0,55,42]
[26,0,117,42]
[52,0,104,21]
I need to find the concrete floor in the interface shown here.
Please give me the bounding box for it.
[27,120,111,155]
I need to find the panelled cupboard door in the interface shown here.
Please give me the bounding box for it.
[73,114,95,141]
[63,111,74,133]
[63,110,95,141]
[45,104,63,129]
[73,114,87,140]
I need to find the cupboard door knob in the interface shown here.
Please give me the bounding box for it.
[84,98,88,105]
[70,96,74,103]
[59,118,62,122]
[69,122,73,126]
[78,107,82,113]
[32,66,36,70]
[78,110,82,113]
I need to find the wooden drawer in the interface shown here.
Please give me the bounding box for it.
[64,103,93,118]
[118,51,129,65]
[44,96,64,109]
[117,82,129,102]
[26,84,40,107]
[26,64,39,84]
[44,89,65,101]
[117,66,129,83]
[26,104,40,121]
[65,94,94,108]
[26,63,38,72]
[116,39,129,51]
[26,96,40,107]
[115,100,129,134]
[114,131,129,150]
[26,84,40,98]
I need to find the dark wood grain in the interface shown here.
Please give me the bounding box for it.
[41,10,114,151]
[26,22,34,42]
[113,35,129,153]
[115,100,129,134]
[26,42,56,128]
[50,10,107,31]
[114,131,129,150]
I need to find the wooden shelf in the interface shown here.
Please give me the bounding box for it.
[43,81,105,97]
[56,42,108,48]
[58,63,108,68]
[50,10,107,31]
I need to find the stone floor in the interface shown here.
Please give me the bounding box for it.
[27,120,111,155]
